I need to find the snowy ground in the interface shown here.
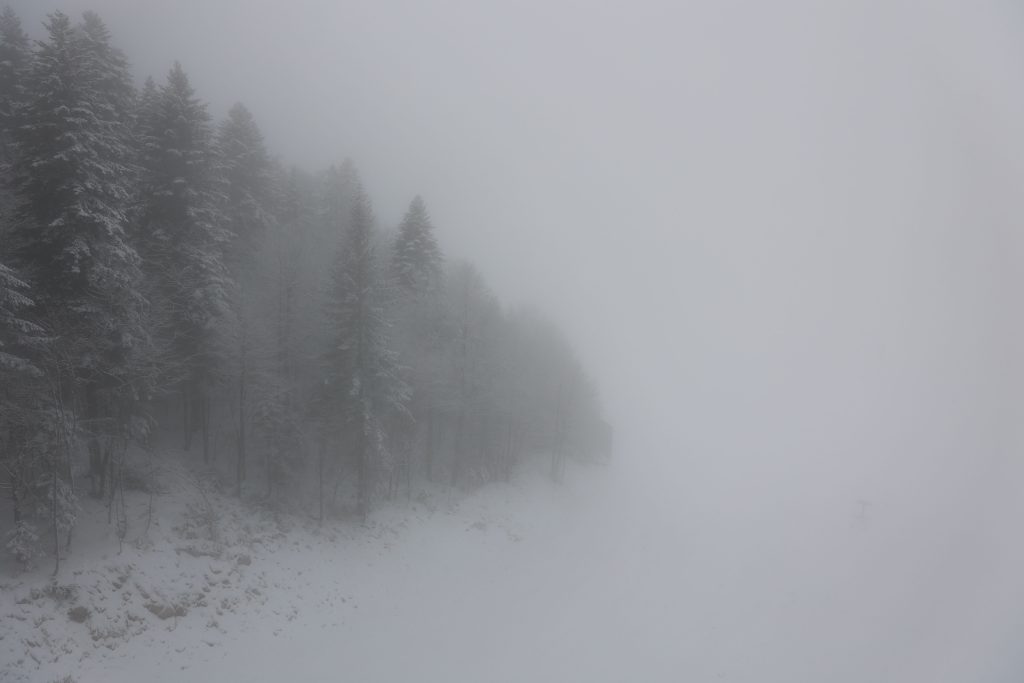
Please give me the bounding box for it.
[3,449,1023,682]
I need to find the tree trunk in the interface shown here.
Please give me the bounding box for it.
[503,420,515,482]
[182,391,192,451]
[237,372,246,495]
[425,406,434,482]
[201,392,211,464]
[318,436,325,526]
[86,385,103,498]
[356,419,368,520]
[50,451,60,576]
[452,407,465,488]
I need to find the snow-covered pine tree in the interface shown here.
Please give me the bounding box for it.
[309,160,360,289]
[444,261,503,487]
[0,7,30,242]
[0,262,41,385]
[133,76,159,155]
[0,7,29,122]
[326,183,410,517]
[392,195,442,293]
[218,102,272,493]
[388,196,447,482]
[0,9,42,563]
[137,62,230,461]
[12,11,147,499]
[0,262,44,553]
[79,11,135,125]
[219,103,271,274]
[252,161,310,502]
[267,163,308,383]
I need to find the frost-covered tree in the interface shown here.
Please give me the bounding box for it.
[392,196,442,293]
[443,262,503,486]
[12,11,147,498]
[0,6,29,239]
[218,102,273,493]
[0,10,42,562]
[219,103,271,274]
[137,61,229,460]
[388,196,447,481]
[0,7,29,122]
[0,262,44,543]
[325,184,409,516]
[79,11,135,122]
[252,162,311,501]
[0,263,38,377]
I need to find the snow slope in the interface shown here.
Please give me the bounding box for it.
[3,450,1023,683]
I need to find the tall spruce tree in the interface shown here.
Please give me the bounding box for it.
[0,7,29,121]
[0,9,39,558]
[137,62,229,460]
[389,196,446,481]
[12,11,146,498]
[326,183,409,517]
[218,102,271,492]
[252,161,308,501]
[0,6,29,239]
[219,103,270,273]
[0,261,49,565]
[392,195,442,293]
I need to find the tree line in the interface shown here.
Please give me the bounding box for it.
[0,8,610,570]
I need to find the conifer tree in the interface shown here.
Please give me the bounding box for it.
[253,162,308,500]
[389,196,446,481]
[0,261,46,560]
[218,102,272,492]
[0,262,41,382]
[12,11,146,497]
[326,184,409,516]
[219,103,271,273]
[0,7,29,121]
[392,196,442,293]
[0,6,29,238]
[137,62,229,459]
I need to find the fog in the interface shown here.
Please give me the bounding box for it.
[4,0,1024,680]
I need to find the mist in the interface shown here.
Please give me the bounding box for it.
[2,0,1023,681]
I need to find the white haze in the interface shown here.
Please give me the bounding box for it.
[9,0,1024,680]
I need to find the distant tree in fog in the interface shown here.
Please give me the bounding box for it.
[218,101,273,494]
[392,195,442,293]
[0,6,29,241]
[389,196,446,483]
[137,61,230,461]
[325,184,410,516]
[0,261,45,554]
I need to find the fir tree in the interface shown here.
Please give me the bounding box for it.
[392,195,442,293]
[137,61,230,459]
[12,11,146,498]
[389,196,446,481]
[326,184,409,517]
[254,161,309,500]
[0,7,29,119]
[219,102,271,273]
[0,6,30,236]
[0,262,41,554]
[218,102,272,492]
[0,262,39,375]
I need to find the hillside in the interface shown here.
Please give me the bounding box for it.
[1,450,595,683]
